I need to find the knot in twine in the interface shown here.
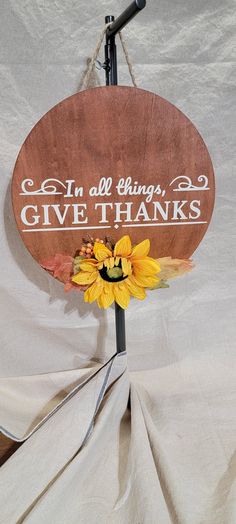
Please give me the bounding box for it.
[81,22,138,91]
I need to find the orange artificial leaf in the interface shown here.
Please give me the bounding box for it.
[41,254,74,283]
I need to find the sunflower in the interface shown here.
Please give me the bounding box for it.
[72,235,160,309]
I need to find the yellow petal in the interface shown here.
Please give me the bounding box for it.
[97,295,103,308]
[132,273,160,288]
[114,282,130,309]
[84,277,103,303]
[72,271,97,285]
[103,259,110,268]
[121,257,132,277]
[97,282,114,309]
[115,257,120,266]
[125,277,146,300]
[133,258,160,276]
[131,239,150,259]
[114,235,132,257]
[79,260,98,272]
[93,242,112,261]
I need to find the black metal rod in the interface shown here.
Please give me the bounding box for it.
[105,16,117,86]
[104,1,146,353]
[115,302,126,354]
[106,0,146,38]
[104,15,126,353]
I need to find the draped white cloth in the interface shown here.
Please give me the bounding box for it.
[0,0,236,522]
[1,351,236,523]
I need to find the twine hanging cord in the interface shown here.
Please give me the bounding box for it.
[81,22,138,90]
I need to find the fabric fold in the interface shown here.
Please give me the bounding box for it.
[1,355,236,523]
[0,354,123,442]
[0,352,127,523]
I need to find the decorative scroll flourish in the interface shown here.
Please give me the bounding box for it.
[20,178,68,196]
[170,175,209,192]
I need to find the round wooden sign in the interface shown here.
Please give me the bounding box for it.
[12,86,215,268]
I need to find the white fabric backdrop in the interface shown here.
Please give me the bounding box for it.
[0,1,236,522]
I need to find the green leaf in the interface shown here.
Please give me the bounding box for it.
[73,256,85,274]
[150,280,170,290]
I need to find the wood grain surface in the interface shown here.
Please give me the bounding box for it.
[12,85,215,273]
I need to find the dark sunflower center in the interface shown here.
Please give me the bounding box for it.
[99,262,128,283]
